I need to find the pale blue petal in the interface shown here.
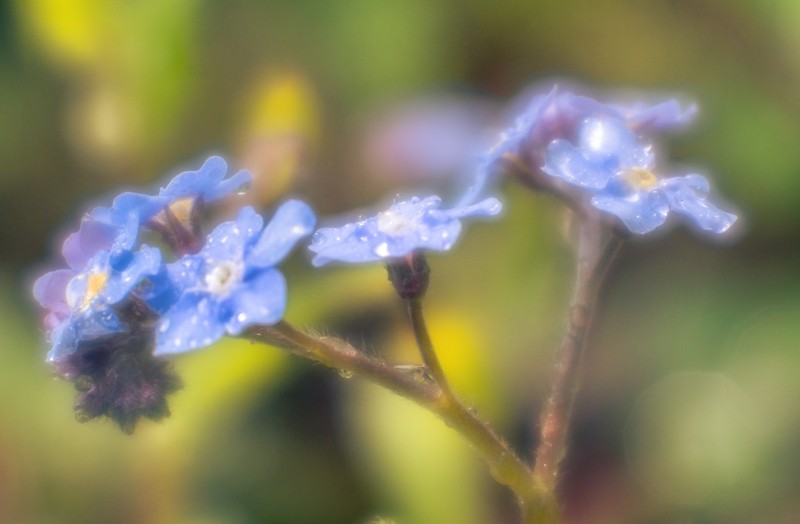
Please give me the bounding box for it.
[591,190,670,234]
[621,100,697,131]
[160,156,228,198]
[543,139,616,189]
[223,268,286,335]
[201,206,263,262]
[155,293,225,355]
[203,170,251,202]
[248,200,316,268]
[660,175,737,234]
[445,197,502,218]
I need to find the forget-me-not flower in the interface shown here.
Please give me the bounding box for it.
[70,156,252,256]
[309,195,502,266]
[155,201,315,355]
[461,86,696,206]
[543,116,737,234]
[35,245,165,362]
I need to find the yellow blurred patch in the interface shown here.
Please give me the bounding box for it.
[15,0,112,69]
[237,73,320,202]
[391,305,499,416]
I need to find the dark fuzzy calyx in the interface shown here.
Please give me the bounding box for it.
[56,330,182,434]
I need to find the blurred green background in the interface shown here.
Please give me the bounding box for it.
[2,1,799,522]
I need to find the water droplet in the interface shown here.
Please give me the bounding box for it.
[485,199,502,215]
[337,369,354,379]
[237,312,247,323]
[354,225,370,241]
[311,231,327,245]
[373,242,390,257]
[236,180,252,195]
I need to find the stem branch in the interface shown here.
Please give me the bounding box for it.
[532,219,620,496]
[245,320,537,507]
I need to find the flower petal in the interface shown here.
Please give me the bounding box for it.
[33,269,74,314]
[223,268,286,335]
[155,293,225,355]
[62,218,120,269]
[248,200,316,268]
[591,189,670,234]
[660,175,737,233]
[160,156,228,198]
[621,99,697,131]
[203,169,251,202]
[543,139,616,189]
[201,206,264,262]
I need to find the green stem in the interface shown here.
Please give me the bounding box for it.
[532,219,621,500]
[405,298,453,397]
[404,298,539,506]
[245,320,539,514]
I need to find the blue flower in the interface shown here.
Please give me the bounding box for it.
[543,116,737,234]
[461,85,696,206]
[36,245,166,362]
[110,155,251,222]
[155,201,316,355]
[308,195,502,266]
[72,156,252,255]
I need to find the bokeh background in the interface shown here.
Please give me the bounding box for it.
[1,1,799,523]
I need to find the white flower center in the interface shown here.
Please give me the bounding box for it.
[377,209,414,237]
[205,260,244,296]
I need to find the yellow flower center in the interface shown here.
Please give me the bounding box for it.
[152,196,196,229]
[67,271,108,312]
[621,167,658,190]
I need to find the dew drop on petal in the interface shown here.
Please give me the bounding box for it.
[373,242,390,257]
[354,225,370,241]
[237,312,247,323]
[311,231,327,246]
[236,180,252,196]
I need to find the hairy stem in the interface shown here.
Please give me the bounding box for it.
[532,219,621,500]
[245,320,538,513]
[405,297,542,509]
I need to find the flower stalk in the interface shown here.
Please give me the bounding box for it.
[532,217,621,506]
[245,320,540,516]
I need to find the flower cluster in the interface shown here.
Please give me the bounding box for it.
[471,86,736,235]
[33,157,314,430]
[33,83,740,434]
